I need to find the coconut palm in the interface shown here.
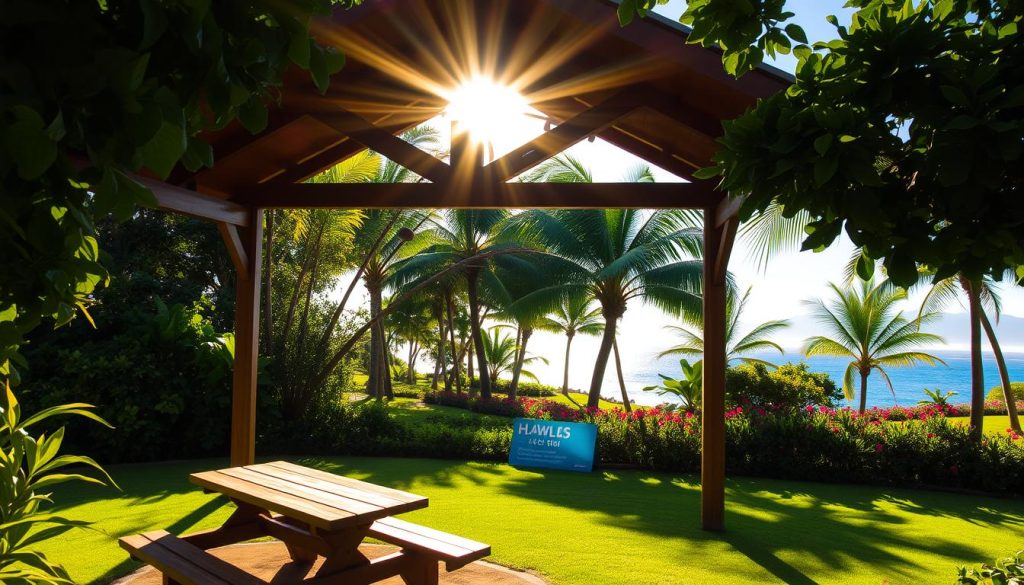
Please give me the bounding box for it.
[539,295,604,396]
[917,273,1021,435]
[660,286,789,368]
[516,158,705,408]
[803,278,946,413]
[389,210,523,399]
[480,328,548,383]
[513,208,705,408]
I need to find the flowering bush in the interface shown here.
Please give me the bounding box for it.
[422,391,1024,493]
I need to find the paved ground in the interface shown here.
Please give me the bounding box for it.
[114,542,547,585]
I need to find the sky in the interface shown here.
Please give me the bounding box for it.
[342,0,1024,395]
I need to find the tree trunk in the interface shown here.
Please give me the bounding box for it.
[467,336,475,385]
[859,368,869,414]
[508,327,532,399]
[262,210,275,349]
[612,338,632,413]
[467,270,492,399]
[408,341,416,385]
[979,308,1021,432]
[967,280,986,441]
[588,317,618,409]
[446,292,462,393]
[433,303,445,391]
[367,283,385,400]
[280,221,324,351]
[562,334,574,396]
[294,246,321,365]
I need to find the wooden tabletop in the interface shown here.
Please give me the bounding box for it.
[190,461,428,531]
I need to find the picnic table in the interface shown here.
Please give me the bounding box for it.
[119,461,490,585]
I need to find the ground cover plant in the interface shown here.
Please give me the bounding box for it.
[35,456,1024,585]
[308,394,1024,494]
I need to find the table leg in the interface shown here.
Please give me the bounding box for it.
[399,552,439,585]
[312,524,373,577]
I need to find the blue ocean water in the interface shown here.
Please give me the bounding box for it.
[620,350,1024,409]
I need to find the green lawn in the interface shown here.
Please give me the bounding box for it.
[948,415,1014,435]
[40,457,1023,585]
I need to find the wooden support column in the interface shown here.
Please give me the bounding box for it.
[226,207,264,467]
[701,197,739,531]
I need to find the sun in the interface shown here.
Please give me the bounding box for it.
[445,77,530,151]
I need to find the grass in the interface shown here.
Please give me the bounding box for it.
[948,415,1014,435]
[39,456,1024,585]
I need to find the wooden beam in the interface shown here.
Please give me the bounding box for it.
[314,108,451,184]
[714,194,745,228]
[486,90,643,181]
[230,207,263,467]
[239,181,721,209]
[133,175,249,226]
[701,201,735,532]
[217,223,249,281]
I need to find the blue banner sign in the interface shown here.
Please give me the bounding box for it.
[509,418,598,472]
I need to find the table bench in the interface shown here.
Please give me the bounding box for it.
[117,461,490,585]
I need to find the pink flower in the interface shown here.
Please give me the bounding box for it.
[805,405,814,413]
[686,411,695,419]
[874,443,884,453]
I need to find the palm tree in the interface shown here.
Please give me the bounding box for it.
[390,210,520,399]
[918,273,1021,435]
[539,295,604,396]
[480,328,547,383]
[514,208,705,408]
[802,278,946,413]
[517,157,705,408]
[659,286,790,367]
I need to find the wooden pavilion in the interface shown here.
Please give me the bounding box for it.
[145,0,791,531]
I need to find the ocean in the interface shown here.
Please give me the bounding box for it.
[607,349,1024,409]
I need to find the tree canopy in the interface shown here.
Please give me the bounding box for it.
[624,0,1023,288]
[0,0,351,380]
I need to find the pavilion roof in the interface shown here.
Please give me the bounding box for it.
[169,0,790,209]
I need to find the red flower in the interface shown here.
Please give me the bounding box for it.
[874,443,884,453]
[927,433,935,439]
[805,405,814,413]
[949,465,959,475]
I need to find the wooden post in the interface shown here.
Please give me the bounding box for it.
[227,207,264,467]
[701,201,737,531]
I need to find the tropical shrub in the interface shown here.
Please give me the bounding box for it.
[21,300,255,463]
[0,385,116,583]
[956,550,1024,584]
[988,382,1024,403]
[643,358,702,412]
[475,379,559,397]
[726,362,841,410]
[409,393,1024,493]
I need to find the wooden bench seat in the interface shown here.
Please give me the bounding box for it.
[369,517,491,571]
[119,530,265,585]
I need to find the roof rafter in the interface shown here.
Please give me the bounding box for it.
[240,181,719,209]
[312,107,451,184]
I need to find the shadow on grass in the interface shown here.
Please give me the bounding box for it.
[51,455,1024,585]
[319,457,1023,584]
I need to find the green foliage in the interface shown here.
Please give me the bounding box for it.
[803,278,944,411]
[0,0,350,380]
[956,550,1024,584]
[696,0,1024,286]
[22,299,248,463]
[726,362,841,410]
[988,382,1024,403]
[0,384,115,583]
[920,388,958,407]
[643,358,703,411]
[659,286,789,368]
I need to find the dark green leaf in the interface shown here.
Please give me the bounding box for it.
[785,24,808,44]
